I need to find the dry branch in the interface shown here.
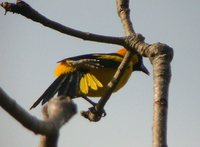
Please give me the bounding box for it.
[116,1,173,147]
[0,87,77,146]
[0,1,124,45]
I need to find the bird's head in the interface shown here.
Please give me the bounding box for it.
[133,54,149,75]
[116,48,149,75]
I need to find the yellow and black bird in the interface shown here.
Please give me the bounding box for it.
[30,48,149,109]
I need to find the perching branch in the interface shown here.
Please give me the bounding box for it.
[0,87,77,147]
[82,0,138,121]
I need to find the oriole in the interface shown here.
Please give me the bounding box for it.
[30,48,149,109]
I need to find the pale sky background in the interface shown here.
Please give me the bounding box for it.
[0,0,199,147]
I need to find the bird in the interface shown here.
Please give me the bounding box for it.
[30,48,149,109]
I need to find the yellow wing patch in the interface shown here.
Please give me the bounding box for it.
[89,74,103,88]
[80,75,89,94]
[80,73,103,94]
[86,73,98,90]
[54,62,76,77]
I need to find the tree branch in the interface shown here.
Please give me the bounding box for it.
[81,51,133,121]
[80,0,141,121]
[116,0,135,35]
[116,1,173,147]
[0,87,77,146]
[81,0,138,121]
[0,0,124,45]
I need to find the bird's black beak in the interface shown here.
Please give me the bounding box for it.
[140,64,150,75]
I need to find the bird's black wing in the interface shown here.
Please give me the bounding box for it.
[30,70,85,109]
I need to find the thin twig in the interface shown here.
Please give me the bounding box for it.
[0,1,124,45]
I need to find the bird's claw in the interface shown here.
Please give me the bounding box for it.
[81,107,107,122]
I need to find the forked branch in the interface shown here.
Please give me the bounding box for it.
[0,87,77,147]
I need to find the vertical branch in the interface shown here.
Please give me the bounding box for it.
[39,103,59,147]
[116,0,135,35]
[151,44,173,147]
[39,97,76,147]
[39,133,59,147]
[116,1,173,147]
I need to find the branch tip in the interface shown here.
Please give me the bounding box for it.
[17,0,22,4]
[1,2,7,15]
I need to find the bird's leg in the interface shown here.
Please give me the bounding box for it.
[81,95,97,106]
[81,95,106,117]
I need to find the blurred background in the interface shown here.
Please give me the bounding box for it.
[0,0,199,147]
